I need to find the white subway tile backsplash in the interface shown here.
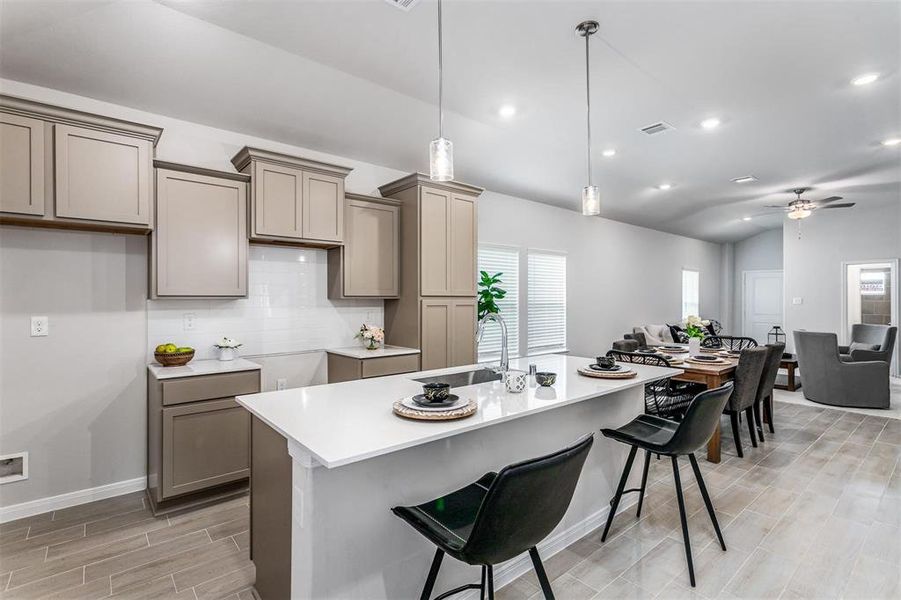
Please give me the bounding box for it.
[147,246,382,361]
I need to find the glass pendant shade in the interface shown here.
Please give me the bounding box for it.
[787,208,810,220]
[582,185,600,216]
[430,137,454,182]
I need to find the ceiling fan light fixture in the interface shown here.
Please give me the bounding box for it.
[787,207,811,220]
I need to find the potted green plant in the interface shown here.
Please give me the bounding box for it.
[478,271,507,320]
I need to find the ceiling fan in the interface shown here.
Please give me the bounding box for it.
[764,188,856,220]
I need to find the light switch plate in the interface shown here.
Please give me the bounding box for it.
[792,297,803,305]
[276,378,287,391]
[30,316,49,337]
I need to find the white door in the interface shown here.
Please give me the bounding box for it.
[743,270,784,344]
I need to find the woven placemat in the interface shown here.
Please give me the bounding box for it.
[392,399,477,421]
[578,367,638,379]
[685,357,729,366]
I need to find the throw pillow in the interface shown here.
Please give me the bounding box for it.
[667,324,689,344]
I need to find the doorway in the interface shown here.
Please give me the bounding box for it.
[842,259,899,376]
[742,270,784,344]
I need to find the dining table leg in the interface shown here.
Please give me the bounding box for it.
[705,373,723,463]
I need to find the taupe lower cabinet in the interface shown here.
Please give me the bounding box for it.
[379,173,483,370]
[231,146,351,246]
[0,94,162,233]
[328,194,400,298]
[147,367,260,514]
[152,162,249,298]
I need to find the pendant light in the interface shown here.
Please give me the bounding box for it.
[429,0,453,181]
[576,20,600,216]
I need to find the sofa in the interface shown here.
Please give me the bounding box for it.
[839,324,897,364]
[631,325,676,346]
[794,331,890,409]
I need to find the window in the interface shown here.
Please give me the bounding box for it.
[527,251,567,354]
[681,269,700,319]
[477,245,519,361]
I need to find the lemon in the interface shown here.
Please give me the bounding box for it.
[176,347,193,353]
[155,344,168,353]
[164,343,178,353]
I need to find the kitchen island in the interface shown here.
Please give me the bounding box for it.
[237,354,681,599]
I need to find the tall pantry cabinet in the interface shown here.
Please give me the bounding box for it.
[378,174,483,370]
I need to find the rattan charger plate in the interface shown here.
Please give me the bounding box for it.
[685,357,729,366]
[393,398,478,421]
[578,366,638,379]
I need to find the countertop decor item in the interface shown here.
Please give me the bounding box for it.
[154,348,195,367]
[535,372,556,387]
[578,365,637,379]
[422,382,451,402]
[478,271,507,320]
[393,398,477,421]
[504,369,528,393]
[214,337,242,361]
[410,394,461,409]
[355,324,385,350]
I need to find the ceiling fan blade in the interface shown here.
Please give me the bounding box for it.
[763,205,790,209]
[819,202,855,209]
[817,196,844,204]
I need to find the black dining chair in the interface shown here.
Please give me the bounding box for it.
[600,384,734,587]
[723,346,768,457]
[392,435,594,600]
[701,335,758,351]
[754,343,785,439]
[606,350,703,420]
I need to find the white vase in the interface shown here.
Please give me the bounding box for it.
[218,347,237,361]
[688,338,701,356]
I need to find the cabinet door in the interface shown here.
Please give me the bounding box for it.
[449,194,477,296]
[155,169,247,297]
[302,171,344,242]
[162,398,250,499]
[344,198,399,296]
[0,113,45,216]
[419,187,451,296]
[253,161,303,239]
[450,299,477,366]
[54,124,151,225]
[421,299,451,370]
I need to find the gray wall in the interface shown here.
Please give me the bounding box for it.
[784,201,901,351]
[479,192,725,357]
[733,228,784,334]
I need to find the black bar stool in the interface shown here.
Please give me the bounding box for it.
[599,384,733,587]
[392,434,594,600]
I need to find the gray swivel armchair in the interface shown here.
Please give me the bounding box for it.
[794,331,890,409]
[839,324,897,364]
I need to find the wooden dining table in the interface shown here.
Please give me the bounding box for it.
[666,352,738,463]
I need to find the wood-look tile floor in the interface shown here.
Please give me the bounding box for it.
[500,401,901,600]
[2,401,899,600]
[0,494,253,600]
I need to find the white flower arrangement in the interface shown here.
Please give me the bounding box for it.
[355,324,385,349]
[683,315,711,328]
[214,337,243,349]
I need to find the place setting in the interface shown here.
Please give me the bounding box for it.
[393,382,478,421]
[578,355,638,379]
[684,354,730,366]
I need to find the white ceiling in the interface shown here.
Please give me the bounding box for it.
[1,0,899,242]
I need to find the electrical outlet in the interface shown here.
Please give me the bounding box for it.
[30,316,49,337]
[183,313,196,331]
[276,378,288,391]
[792,297,803,305]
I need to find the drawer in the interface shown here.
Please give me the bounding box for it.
[361,354,420,379]
[161,370,260,406]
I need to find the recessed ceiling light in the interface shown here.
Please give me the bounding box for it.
[731,175,758,184]
[882,138,901,147]
[852,73,879,86]
[657,183,672,190]
[742,216,753,221]
[602,149,616,157]
[498,104,516,118]
[701,117,721,130]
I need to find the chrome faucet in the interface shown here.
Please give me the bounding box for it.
[477,313,509,373]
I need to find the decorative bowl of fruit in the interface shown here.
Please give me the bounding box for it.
[154,343,195,367]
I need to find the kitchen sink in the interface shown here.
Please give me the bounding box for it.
[413,368,503,388]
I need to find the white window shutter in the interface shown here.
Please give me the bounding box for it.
[477,246,520,361]
[527,251,567,353]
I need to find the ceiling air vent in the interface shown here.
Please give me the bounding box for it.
[639,121,675,136]
[384,0,421,10]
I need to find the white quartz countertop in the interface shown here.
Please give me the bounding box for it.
[325,345,421,359]
[148,358,261,380]
[237,354,681,469]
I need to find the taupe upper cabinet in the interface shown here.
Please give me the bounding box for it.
[328,194,400,298]
[0,94,162,233]
[231,147,351,247]
[152,162,249,298]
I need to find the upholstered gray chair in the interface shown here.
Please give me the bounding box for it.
[839,324,897,364]
[612,339,640,353]
[755,343,785,438]
[723,347,768,458]
[794,331,890,409]
[624,331,648,348]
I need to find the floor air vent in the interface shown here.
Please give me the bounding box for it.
[639,121,675,136]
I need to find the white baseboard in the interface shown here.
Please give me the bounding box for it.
[0,476,147,524]
[458,496,638,599]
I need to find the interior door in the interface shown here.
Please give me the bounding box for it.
[743,270,784,344]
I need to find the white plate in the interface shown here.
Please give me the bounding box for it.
[400,396,469,412]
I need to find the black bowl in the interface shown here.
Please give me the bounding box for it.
[422,382,451,402]
[535,372,557,387]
